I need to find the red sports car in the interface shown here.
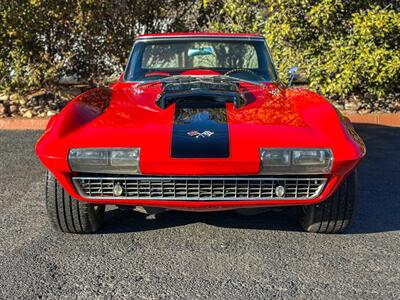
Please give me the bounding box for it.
[36,33,366,234]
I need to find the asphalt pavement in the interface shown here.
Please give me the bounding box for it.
[0,124,399,299]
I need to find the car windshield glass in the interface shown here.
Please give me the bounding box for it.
[124,39,277,82]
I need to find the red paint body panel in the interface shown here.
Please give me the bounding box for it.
[36,33,365,211]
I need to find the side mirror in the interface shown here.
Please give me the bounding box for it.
[287,66,298,87]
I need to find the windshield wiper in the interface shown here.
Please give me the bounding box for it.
[136,74,264,89]
[136,75,195,88]
[215,75,264,86]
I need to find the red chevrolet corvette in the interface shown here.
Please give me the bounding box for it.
[36,33,366,234]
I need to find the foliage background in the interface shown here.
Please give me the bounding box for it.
[0,0,399,112]
[211,0,400,110]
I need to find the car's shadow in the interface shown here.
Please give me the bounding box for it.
[99,124,400,235]
[348,124,400,234]
[99,207,302,234]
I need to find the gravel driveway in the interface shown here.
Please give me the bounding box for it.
[0,124,399,299]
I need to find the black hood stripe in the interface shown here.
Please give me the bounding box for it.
[171,103,229,158]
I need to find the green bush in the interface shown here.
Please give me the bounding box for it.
[0,0,216,94]
[1,0,399,106]
[212,0,400,101]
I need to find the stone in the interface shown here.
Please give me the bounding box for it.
[0,103,6,115]
[333,103,345,110]
[9,105,18,113]
[9,93,21,102]
[47,110,57,117]
[28,98,39,107]
[58,87,83,100]
[49,102,59,110]
[58,75,80,85]
[344,101,360,111]
[23,110,33,118]
[0,94,8,101]
[364,93,374,100]
[358,108,371,114]
[26,89,46,100]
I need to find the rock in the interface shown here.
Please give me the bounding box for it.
[58,87,83,100]
[358,108,371,114]
[9,105,18,113]
[47,110,57,117]
[23,110,33,118]
[28,98,39,107]
[0,103,6,115]
[0,94,9,101]
[26,90,46,100]
[38,98,49,106]
[58,75,80,85]
[9,93,21,102]
[344,101,360,111]
[364,93,374,101]
[49,102,59,110]
[333,103,345,110]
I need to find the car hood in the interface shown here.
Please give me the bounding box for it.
[72,82,338,144]
[36,81,365,175]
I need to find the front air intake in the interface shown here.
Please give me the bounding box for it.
[72,176,327,201]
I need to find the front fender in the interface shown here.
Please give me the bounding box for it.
[36,87,112,175]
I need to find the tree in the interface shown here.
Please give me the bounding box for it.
[212,0,400,102]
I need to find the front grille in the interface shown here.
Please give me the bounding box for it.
[72,176,327,201]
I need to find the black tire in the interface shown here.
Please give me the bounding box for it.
[45,171,105,233]
[299,171,357,233]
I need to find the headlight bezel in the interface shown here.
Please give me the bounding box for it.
[68,148,141,174]
[260,148,333,174]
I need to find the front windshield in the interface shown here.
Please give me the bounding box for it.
[124,39,277,82]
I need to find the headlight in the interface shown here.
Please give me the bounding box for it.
[260,148,333,174]
[68,148,140,174]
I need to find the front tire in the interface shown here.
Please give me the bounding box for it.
[45,172,105,233]
[299,171,357,233]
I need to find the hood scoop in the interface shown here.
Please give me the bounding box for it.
[155,76,247,109]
